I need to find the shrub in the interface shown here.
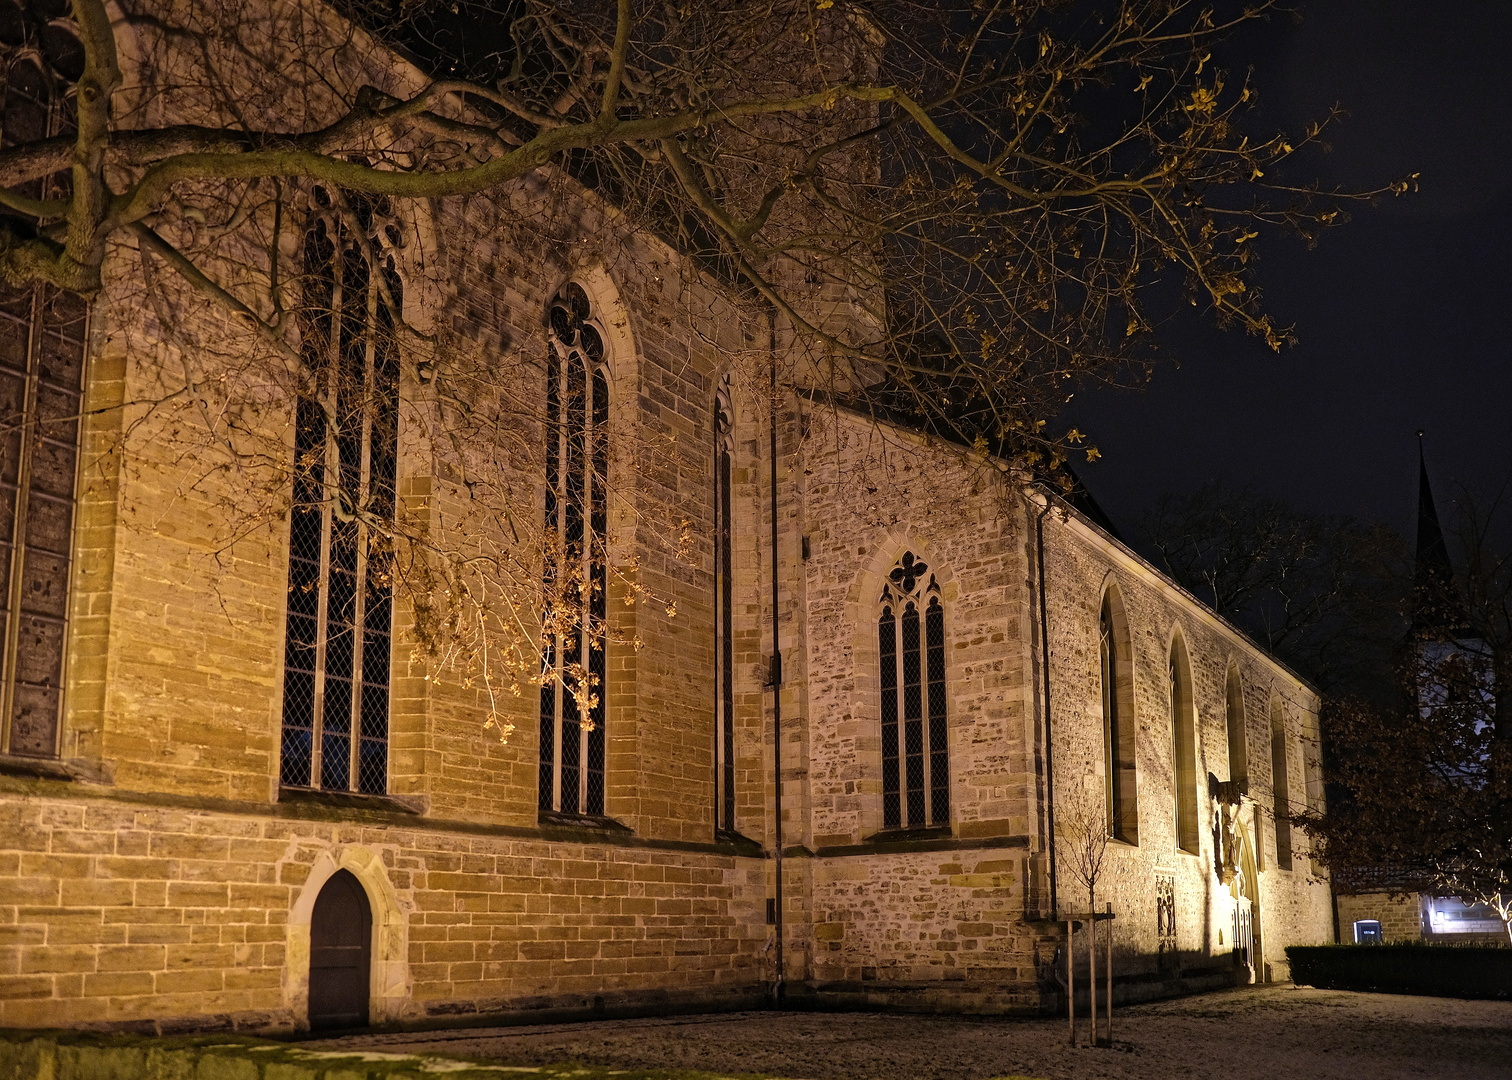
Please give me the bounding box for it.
[1286,943,1512,999]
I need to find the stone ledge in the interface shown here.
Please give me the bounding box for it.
[0,753,112,784]
[536,810,632,834]
[0,781,768,859]
[279,786,428,816]
[816,833,1032,858]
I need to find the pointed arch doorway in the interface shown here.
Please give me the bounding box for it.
[1229,824,1261,984]
[309,869,372,1029]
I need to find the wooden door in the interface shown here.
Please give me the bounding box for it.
[309,870,372,1030]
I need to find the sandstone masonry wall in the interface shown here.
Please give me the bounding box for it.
[0,787,766,1030]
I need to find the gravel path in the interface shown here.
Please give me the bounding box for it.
[315,985,1512,1080]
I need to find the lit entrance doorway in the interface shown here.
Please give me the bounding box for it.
[1230,826,1260,983]
[309,869,372,1029]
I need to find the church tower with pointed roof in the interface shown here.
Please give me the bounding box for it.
[1412,432,1473,641]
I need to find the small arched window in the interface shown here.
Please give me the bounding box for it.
[1169,634,1199,854]
[1270,699,1293,869]
[1099,587,1138,843]
[539,282,609,819]
[280,188,403,795]
[713,378,735,833]
[879,552,948,830]
[1225,664,1249,790]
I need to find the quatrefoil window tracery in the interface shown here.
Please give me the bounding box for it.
[549,281,606,366]
[880,551,937,606]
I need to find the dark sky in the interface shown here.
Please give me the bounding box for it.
[1064,0,1512,543]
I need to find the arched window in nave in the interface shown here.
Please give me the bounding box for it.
[1225,663,1249,789]
[1099,586,1138,842]
[0,1,87,758]
[714,377,735,832]
[1270,698,1293,869]
[879,551,949,830]
[539,283,609,818]
[1169,633,1199,854]
[280,188,403,795]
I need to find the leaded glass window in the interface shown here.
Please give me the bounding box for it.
[279,189,402,795]
[1099,589,1138,843]
[714,378,735,833]
[0,3,85,759]
[879,551,948,830]
[539,283,608,819]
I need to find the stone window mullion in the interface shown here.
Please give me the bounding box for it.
[0,289,39,748]
[539,283,609,820]
[878,552,949,832]
[279,194,399,795]
[0,11,88,760]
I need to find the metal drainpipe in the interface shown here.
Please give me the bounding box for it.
[1035,492,1058,919]
[769,308,785,1005]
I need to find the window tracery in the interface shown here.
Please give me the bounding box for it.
[714,377,735,833]
[878,551,949,830]
[539,282,608,818]
[280,188,403,795]
[0,2,87,759]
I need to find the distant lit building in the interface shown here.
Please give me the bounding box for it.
[1331,440,1504,945]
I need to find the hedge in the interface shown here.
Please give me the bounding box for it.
[1286,943,1512,999]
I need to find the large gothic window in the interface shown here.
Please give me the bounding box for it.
[1225,664,1249,788]
[0,4,85,759]
[1169,635,1199,854]
[879,552,949,830]
[539,283,609,819]
[714,378,735,833]
[1270,699,1293,869]
[279,190,402,795]
[1099,587,1138,843]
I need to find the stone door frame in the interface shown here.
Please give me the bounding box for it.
[287,844,410,1028]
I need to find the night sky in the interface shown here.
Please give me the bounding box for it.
[1065,0,1512,543]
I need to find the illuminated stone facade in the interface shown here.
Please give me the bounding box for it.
[0,0,1333,1032]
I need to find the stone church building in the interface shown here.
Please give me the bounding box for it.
[0,0,1332,1032]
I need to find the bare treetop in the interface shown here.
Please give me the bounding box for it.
[0,0,1410,464]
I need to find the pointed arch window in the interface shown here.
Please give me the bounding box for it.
[1225,665,1249,790]
[714,379,735,833]
[0,3,87,759]
[279,190,402,795]
[1270,700,1293,869]
[539,283,609,819]
[1099,588,1138,843]
[879,552,949,830]
[1169,636,1199,854]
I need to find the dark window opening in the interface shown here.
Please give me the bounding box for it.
[880,552,949,830]
[1170,638,1199,854]
[0,21,85,759]
[1099,588,1138,843]
[714,379,735,833]
[540,282,608,818]
[280,191,401,795]
[1271,702,1293,870]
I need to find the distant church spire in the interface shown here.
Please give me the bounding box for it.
[1412,432,1466,636]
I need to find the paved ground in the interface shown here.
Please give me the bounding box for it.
[315,985,1512,1080]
